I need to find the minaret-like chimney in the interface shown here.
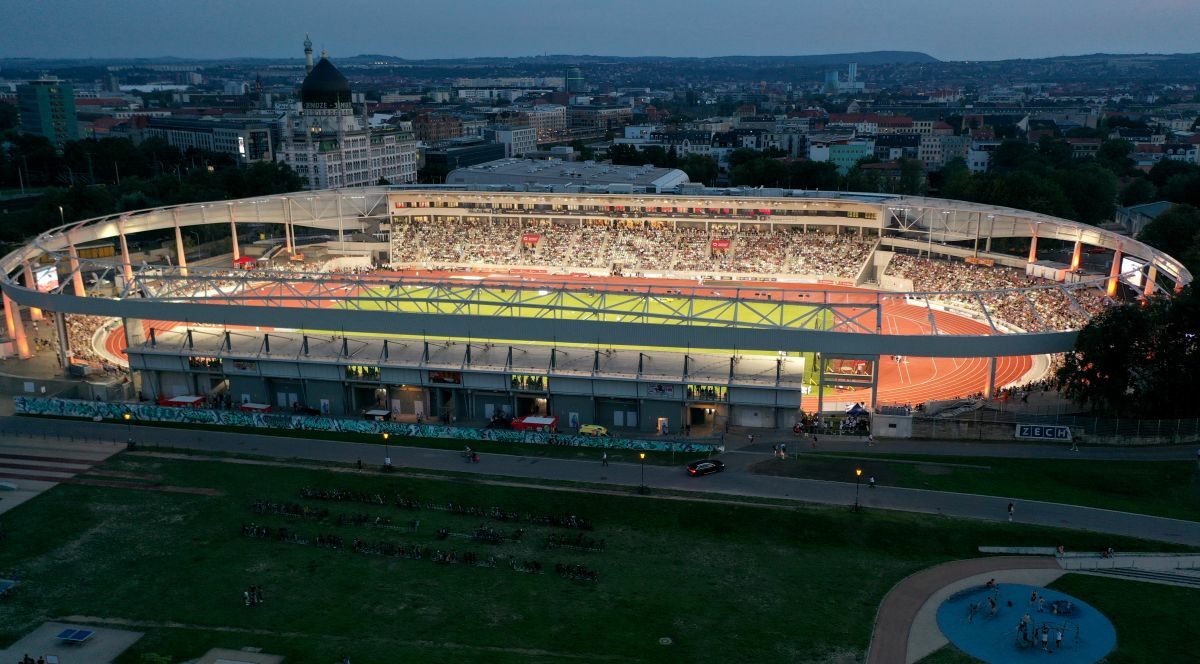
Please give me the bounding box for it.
[304,34,314,74]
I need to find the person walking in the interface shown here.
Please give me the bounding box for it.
[772,444,778,458]
[601,451,608,467]
[868,475,876,489]
[779,442,787,459]
[1070,437,1078,452]
[1008,502,1015,522]
[867,433,875,446]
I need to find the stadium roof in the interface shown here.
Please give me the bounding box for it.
[446,158,689,193]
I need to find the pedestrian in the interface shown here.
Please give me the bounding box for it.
[601,451,608,467]
[356,458,362,470]
[1008,502,1015,522]
[867,433,875,446]
[1055,628,1063,650]
[748,433,755,445]
[811,434,818,449]
[779,442,786,459]
[868,475,876,489]
[1070,437,1078,452]
[772,444,778,458]
[1040,625,1050,651]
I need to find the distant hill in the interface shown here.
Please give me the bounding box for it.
[338,51,939,66]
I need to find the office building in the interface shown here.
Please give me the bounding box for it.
[276,43,417,188]
[145,116,274,164]
[17,77,79,150]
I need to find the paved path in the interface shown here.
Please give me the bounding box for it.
[0,435,118,515]
[865,556,1063,664]
[3,416,1199,547]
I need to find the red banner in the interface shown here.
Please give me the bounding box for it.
[965,256,996,266]
[711,239,731,250]
[522,234,541,246]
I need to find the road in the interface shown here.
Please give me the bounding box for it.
[3,416,1198,547]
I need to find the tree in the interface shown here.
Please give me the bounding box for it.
[1120,177,1157,207]
[1147,158,1198,188]
[1056,303,1155,416]
[1055,163,1118,225]
[1095,140,1135,177]
[1058,286,1200,418]
[897,158,927,196]
[787,160,840,191]
[1138,204,1200,278]
[679,155,718,187]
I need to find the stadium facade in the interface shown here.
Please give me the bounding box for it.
[0,187,1189,432]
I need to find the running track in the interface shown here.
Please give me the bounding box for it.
[102,270,1034,408]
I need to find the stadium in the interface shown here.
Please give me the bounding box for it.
[0,186,1190,434]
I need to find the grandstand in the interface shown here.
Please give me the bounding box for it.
[0,187,1189,433]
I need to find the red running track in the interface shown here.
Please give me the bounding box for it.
[104,270,1034,409]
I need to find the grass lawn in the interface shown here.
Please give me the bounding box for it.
[751,453,1200,521]
[344,284,836,331]
[918,574,1200,663]
[0,453,1187,664]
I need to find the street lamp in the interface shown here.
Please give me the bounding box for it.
[123,412,133,449]
[854,468,863,512]
[382,432,391,471]
[58,206,65,225]
[639,452,647,494]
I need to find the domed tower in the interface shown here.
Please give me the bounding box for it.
[300,56,352,108]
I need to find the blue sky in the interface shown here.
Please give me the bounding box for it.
[1,0,1197,61]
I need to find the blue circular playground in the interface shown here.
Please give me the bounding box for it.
[936,583,1116,663]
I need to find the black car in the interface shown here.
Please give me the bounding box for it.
[686,459,725,477]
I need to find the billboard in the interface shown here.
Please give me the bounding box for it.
[34,265,59,292]
[1014,423,1072,441]
[1121,257,1145,289]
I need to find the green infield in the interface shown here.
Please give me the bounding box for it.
[751,453,1200,521]
[0,454,1188,664]
[338,284,839,331]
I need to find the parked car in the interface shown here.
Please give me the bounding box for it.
[578,424,609,437]
[686,459,725,477]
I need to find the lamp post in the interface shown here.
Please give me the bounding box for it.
[854,468,863,512]
[639,452,647,494]
[123,412,133,449]
[382,432,391,471]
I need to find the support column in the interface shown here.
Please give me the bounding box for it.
[54,311,69,368]
[815,352,825,415]
[21,263,43,321]
[175,220,189,276]
[284,200,294,255]
[118,217,134,284]
[2,291,16,339]
[68,237,86,297]
[1070,240,1082,270]
[1107,244,1123,297]
[4,293,31,359]
[230,212,240,262]
[123,317,146,350]
[1027,224,1038,264]
[1144,264,1157,298]
[869,356,879,411]
[986,357,998,399]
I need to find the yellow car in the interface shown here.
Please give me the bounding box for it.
[579,425,609,437]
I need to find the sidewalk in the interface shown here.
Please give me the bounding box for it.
[3,415,1199,547]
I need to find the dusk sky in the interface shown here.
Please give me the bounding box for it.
[2,0,1198,61]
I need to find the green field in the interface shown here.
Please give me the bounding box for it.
[0,453,1188,664]
[752,453,1200,521]
[340,284,838,330]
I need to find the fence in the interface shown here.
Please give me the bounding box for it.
[13,397,724,454]
[913,409,1200,445]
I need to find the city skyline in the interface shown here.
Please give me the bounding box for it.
[1,0,1199,62]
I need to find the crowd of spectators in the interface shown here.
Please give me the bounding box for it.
[885,254,1110,332]
[389,219,874,279]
